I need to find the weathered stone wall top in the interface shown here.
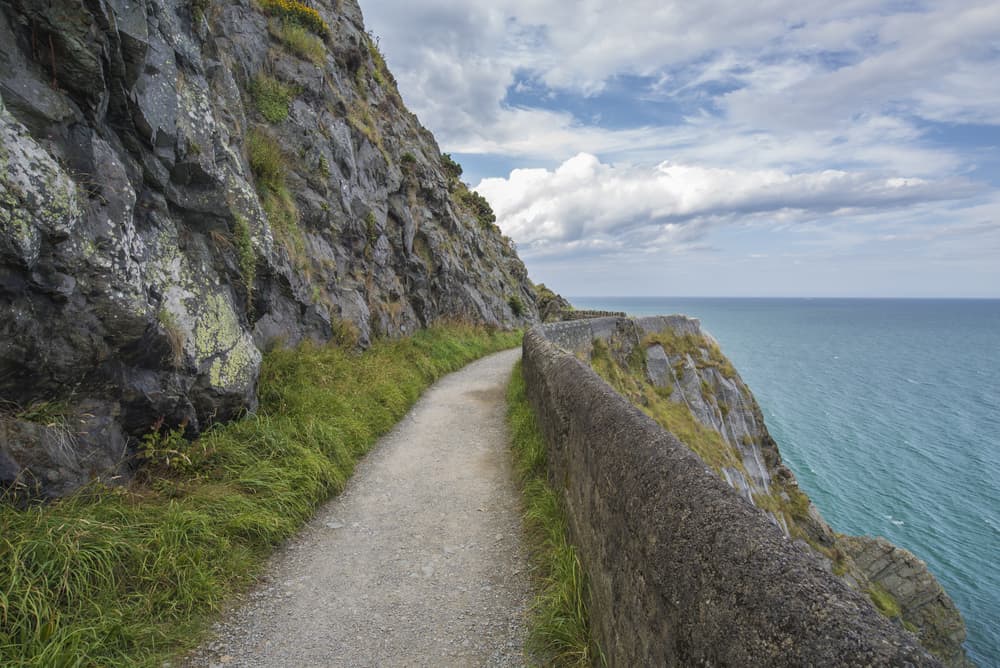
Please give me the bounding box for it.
[558,309,626,321]
[522,323,939,666]
[541,313,699,357]
[539,316,622,353]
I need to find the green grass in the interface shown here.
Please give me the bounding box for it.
[589,338,743,474]
[233,215,256,299]
[271,19,325,65]
[190,0,210,22]
[0,324,522,667]
[868,583,903,619]
[249,73,296,124]
[507,361,601,667]
[10,401,71,427]
[507,294,525,317]
[246,127,303,261]
[363,32,389,86]
[246,127,285,189]
[346,100,388,164]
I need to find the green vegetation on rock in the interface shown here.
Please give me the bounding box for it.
[0,324,521,667]
[257,0,329,38]
[439,153,499,230]
[641,330,737,380]
[11,401,71,428]
[589,338,744,474]
[440,152,462,180]
[233,215,256,299]
[507,295,525,317]
[189,0,210,22]
[345,97,390,164]
[363,32,390,87]
[157,308,186,367]
[246,127,304,262]
[455,186,497,228]
[270,19,326,66]
[534,283,574,323]
[868,583,903,619]
[250,73,296,124]
[246,126,285,188]
[507,361,602,667]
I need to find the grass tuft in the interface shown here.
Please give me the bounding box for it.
[233,215,256,299]
[270,18,325,65]
[246,127,285,189]
[12,401,71,427]
[507,361,602,666]
[249,73,296,124]
[157,309,186,367]
[246,126,303,262]
[868,583,903,619]
[0,324,522,666]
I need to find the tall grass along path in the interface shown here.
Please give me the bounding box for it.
[187,349,530,667]
[0,325,522,666]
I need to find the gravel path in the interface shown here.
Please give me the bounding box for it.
[187,348,530,668]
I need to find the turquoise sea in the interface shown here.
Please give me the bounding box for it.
[571,297,999,666]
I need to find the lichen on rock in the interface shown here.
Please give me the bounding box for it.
[0,0,537,498]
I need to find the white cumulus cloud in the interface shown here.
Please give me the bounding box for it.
[476,154,981,256]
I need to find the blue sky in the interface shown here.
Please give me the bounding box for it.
[360,0,1000,297]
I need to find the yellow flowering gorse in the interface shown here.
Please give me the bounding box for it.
[259,0,329,38]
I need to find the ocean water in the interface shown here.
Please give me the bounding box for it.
[571,297,1000,666]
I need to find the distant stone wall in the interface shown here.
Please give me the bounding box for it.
[558,309,626,321]
[540,314,700,356]
[521,322,940,667]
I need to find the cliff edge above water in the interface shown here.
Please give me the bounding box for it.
[545,314,971,666]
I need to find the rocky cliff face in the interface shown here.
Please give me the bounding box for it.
[561,315,970,666]
[533,283,572,322]
[0,0,536,497]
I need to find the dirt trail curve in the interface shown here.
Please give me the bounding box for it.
[188,349,530,668]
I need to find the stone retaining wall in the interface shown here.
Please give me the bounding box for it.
[521,322,939,666]
[559,309,627,321]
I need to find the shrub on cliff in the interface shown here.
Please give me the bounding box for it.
[441,152,463,180]
[508,295,525,317]
[257,0,329,38]
[455,186,497,228]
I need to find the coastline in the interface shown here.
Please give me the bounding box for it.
[569,297,998,665]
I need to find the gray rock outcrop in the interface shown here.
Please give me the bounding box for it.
[0,0,536,497]
[533,282,572,322]
[843,535,972,667]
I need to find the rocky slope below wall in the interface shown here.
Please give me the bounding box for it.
[549,316,971,666]
[0,0,537,497]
